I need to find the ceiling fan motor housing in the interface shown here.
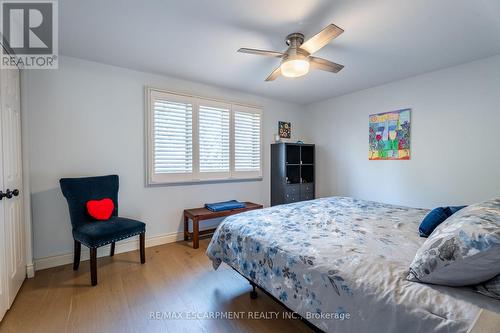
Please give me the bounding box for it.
[286,33,305,47]
[284,33,309,62]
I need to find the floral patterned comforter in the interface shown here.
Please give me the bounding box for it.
[206,197,500,332]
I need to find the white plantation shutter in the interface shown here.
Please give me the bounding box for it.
[149,91,194,182]
[234,106,262,177]
[147,88,262,184]
[199,103,230,175]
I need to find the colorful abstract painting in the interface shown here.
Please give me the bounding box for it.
[369,109,411,160]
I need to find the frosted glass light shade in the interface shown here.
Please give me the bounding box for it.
[281,59,310,78]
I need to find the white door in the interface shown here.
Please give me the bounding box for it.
[0,120,6,321]
[0,61,25,320]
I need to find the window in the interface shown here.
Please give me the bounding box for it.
[234,106,262,176]
[198,102,230,177]
[152,98,193,175]
[146,88,263,184]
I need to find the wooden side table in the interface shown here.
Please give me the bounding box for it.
[183,202,263,249]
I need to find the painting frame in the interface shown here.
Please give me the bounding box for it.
[278,121,291,139]
[369,109,411,160]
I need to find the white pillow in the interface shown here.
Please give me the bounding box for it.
[408,197,500,286]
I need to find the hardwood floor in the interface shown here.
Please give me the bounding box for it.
[0,239,312,333]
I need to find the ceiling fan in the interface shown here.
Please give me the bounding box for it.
[238,23,344,81]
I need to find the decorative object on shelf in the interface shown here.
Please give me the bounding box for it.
[279,121,291,139]
[274,133,281,142]
[369,109,411,160]
[296,140,304,144]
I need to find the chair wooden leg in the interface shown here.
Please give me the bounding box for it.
[73,240,81,271]
[140,232,145,264]
[90,247,97,286]
[110,242,115,257]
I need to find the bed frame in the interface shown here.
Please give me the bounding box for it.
[232,267,323,332]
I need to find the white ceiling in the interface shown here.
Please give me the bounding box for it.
[59,0,500,105]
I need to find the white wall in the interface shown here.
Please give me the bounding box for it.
[26,54,500,264]
[25,56,305,261]
[304,55,500,208]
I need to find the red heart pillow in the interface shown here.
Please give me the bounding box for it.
[86,198,114,221]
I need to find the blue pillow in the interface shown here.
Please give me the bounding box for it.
[419,206,466,237]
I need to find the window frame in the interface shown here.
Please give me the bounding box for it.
[146,87,263,185]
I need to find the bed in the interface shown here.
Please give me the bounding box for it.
[206,197,500,333]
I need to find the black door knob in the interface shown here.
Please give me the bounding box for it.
[1,189,19,200]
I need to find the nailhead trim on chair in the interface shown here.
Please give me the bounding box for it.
[79,230,145,248]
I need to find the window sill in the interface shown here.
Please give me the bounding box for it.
[147,177,263,187]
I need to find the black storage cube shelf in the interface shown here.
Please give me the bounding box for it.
[271,143,315,206]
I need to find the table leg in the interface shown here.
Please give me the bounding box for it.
[184,215,189,241]
[193,218,199,249]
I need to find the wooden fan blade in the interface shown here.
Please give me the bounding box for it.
[238,48,285,58]
[310,56,344,73]
[265,66,281,81]
[300,24,344,55]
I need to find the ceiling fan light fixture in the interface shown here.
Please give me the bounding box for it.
[280,59,310,78]
[238,23,344,81]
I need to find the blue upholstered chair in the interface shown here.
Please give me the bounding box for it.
[60,175,146,286]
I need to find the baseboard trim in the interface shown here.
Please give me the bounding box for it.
[34,231,184,271]
[26,263,35,278]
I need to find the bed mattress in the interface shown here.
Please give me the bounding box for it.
[206,197,500,332]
